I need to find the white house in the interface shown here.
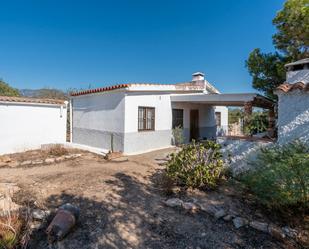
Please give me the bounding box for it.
[70,72,229,154]
[275,58,309,144]
[0,96,68,155]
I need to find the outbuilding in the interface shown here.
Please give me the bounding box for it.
[275,58,309,144]
[0,96,68,155]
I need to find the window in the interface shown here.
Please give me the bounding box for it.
[215,112,221,126]
[172,109,184,128]
[138,107,155,131]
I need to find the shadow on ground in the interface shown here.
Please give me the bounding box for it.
[28,171,286,249]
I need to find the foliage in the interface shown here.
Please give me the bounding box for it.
[273,0,309,59]
[166,140,224,189]
[172,126,185,146]
[240,141,309,209]
[244,111,269,136]
[246,49,286,100]
[0,80,20,97]
[246,0,309,100]
[228,108,243,124]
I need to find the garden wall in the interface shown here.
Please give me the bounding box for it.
[217,137,273,175]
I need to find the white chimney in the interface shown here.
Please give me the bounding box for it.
[192,72,205,81]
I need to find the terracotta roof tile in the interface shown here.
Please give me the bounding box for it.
[0,96,67,105]
[70,84,130,96]
[276,82,309,93]
[70,82,209,97]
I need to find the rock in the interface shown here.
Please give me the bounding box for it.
[214,209,226,219]
[164,198,183,207]
[64,155,73,159]
[250,221,268,232]
[223,215,233,221]
[0,156,11,163]
[268,224,286,240]
[233,217,248,229]
[55,156,65,162]
[30,222,42,230]
[282,226,298,239]
[32,209,49,220]
[71,154,82,159]
[198,203,218,216]
[45,158,55,164]
[8,161,19,167]
[0,162,7,167]
[32,160,43,165]
[20,160,32,166]
[182,202,199,212]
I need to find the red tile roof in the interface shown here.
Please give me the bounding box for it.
[70,81,209,97]
[276,82,309,93]
[70,84,130,96]
[0,96,67,105]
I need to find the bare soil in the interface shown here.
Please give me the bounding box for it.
[0,148,301,249]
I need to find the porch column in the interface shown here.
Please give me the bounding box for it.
[243,101,253,136]
[268,108,275,138]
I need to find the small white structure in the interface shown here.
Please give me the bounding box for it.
[275,58,309,144]
[0,96,68,155]
[71,72,229,154]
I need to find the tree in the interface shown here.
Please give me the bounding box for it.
[246,49,286,100]
[273,0,309,59]
[0,80,20,96]
[246,0,309,101]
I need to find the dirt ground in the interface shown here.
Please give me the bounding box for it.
[0,148,298,249]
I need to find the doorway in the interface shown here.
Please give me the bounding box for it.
[190,109,199,141]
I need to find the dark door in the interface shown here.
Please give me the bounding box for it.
[190,109,199,141]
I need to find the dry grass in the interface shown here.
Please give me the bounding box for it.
[0,188,31,249]
[45,144,68,157]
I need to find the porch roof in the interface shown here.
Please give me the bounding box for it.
[170,93,274,109]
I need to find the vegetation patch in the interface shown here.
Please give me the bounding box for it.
[166,140,224,189]
[240,140,309,209]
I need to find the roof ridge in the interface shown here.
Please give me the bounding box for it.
[0,95,67,105]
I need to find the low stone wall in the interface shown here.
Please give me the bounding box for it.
[217,136,274,175]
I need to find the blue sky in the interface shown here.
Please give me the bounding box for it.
[0,0,285,93]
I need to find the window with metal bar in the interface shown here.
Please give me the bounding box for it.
[138,107,155,131]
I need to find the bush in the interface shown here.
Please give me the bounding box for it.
[166,140,224,189]
[172,126,185,146]
[240,141,309,209]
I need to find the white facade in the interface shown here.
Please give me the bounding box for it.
[276,90,309,144]
[0,101,67,155]
[275,58,309,144]
[71,73,229,155]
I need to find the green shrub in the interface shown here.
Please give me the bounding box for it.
[166,140,224,189]
[172,126,185,146]
[240,141,309,209]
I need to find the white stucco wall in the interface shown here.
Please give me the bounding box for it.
[123,92,173,154]
[214,106,228,135]
[218,137,273,175]
[277,90,309,144]
[71,90,229,155]
[72,91,125,152]
[286,69,309,83]
[0,103,67,155]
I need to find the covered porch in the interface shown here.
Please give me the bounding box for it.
[170,93,275,141]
